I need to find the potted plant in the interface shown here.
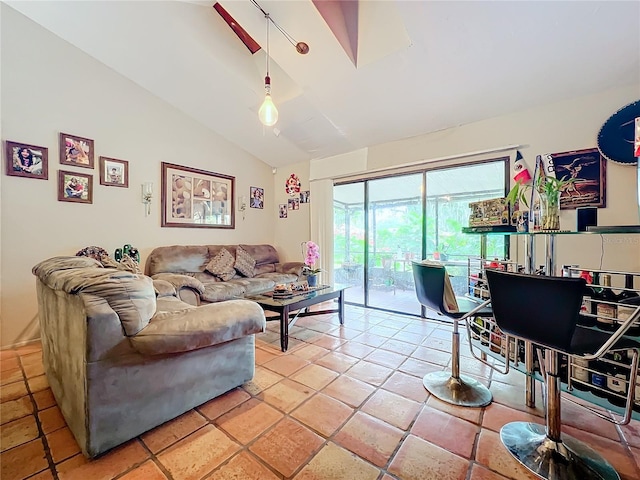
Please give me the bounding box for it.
[506,175,575,231]
[301,241,321,287]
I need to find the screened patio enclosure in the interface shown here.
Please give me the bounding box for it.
[334,159,509,316]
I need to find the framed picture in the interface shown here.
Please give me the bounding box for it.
[288,197,300,210]
[5,141,48,179]
[279,204,288,218]
[250,186,264,209]
[59,132,94,168]
[99,156,129,187]
[58,170,93,204]
[548,148,606,209]
[161,162,235,228]
[300,191,310,203]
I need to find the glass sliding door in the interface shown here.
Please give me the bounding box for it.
[333,157,508,315]
[425,161,507,295]
[334,183,365,304]
[367,174,423,314]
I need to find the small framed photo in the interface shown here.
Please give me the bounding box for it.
[59,132,94,168]
[99,156,129,187]
[279,204,288,218]
[58,170,93,204]
[5,141,48,179]
[300,191,310,203]
[288,197,300,210]
[250,186,264,209]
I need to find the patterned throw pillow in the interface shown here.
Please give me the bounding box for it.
[234,246,256,278]
[205,248,236,281]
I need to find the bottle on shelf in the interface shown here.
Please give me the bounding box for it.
[619,297,640,337]
[595,274,617,331]
[578,270,597,327]
[589,359,609,397]
[570,356,591,391]
[605,352,628,407]
[617,274,640,336]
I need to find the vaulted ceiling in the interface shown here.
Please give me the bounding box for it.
[6,1,640,167]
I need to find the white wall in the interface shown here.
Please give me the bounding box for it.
[309,84,640,280]
[0,6,278,347]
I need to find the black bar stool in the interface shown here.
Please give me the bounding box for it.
[412,261,493,407]
[485,269,640,480]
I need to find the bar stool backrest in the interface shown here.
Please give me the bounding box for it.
[485,270,587,352]
[412,261,447,317]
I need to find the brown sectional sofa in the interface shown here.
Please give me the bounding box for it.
[145,244,304,305]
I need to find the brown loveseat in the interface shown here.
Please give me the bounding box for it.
[145,244,304,305]
[32,256,266,458]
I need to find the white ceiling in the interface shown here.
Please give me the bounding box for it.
[6,0,640,168]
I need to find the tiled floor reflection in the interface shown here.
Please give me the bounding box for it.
[2,303,640,480]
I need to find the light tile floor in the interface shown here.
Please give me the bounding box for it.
[2,303,640,480]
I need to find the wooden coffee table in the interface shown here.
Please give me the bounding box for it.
[244,285,347,352]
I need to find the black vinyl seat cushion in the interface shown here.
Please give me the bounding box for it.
[485,269,639,356]
[412,261,492,320]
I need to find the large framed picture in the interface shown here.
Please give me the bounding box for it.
[548,148,606,209]
[5,141,48,179]
[59,132,94,169]
[58,170,93,204]
[161,162,235,228]
[99,156,128,187]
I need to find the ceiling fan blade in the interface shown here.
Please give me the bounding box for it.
[214,2,261,54]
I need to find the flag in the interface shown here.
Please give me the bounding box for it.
[512,151,532,184]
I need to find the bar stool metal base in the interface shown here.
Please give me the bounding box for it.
[422,371,492,408]
[500,422,619,480]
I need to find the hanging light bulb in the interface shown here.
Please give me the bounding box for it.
[258,13,279,127]
[250,1,308,127]
[259,75,278,126]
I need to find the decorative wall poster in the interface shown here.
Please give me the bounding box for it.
[161,162,235,228]
[285,173,301,196]
[250,186,264,209]
[279,204,288,218]
[300,191,310,203]
[548,148,606,209]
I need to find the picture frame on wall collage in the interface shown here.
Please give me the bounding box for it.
[4,132,135,207]
[5,133,303,227]
[279,172,309,219]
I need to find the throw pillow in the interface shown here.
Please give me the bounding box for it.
[234,246,256,278]
[205,248,236,281]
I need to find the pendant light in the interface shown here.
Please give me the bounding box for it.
[258,13,278,127]
[251,0,308,127]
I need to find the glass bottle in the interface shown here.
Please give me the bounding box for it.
[570,356,591,391]
[590,359,608,397]
[578,271,596,327]
[605,352,628,407]
[617,275,640,336]
[596,274,617,331]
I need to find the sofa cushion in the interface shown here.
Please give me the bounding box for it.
[129,299,266,355]
[234,246,256,277]
[205,248,236,281]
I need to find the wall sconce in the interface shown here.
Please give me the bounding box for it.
[142,182,153,216]
[238,195,247,220]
